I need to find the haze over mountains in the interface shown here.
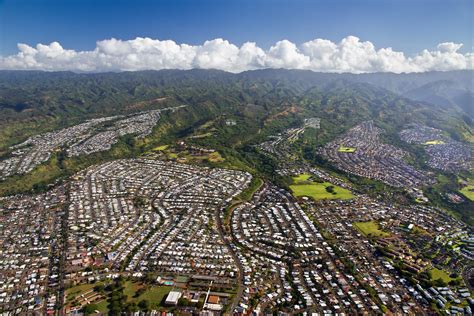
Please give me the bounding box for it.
[1,69,472,119]
[241,69,474,116]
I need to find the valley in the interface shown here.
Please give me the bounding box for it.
[0,69,472,315]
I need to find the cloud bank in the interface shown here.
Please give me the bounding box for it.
[0,36,472,73]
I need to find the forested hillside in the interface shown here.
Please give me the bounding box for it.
[0,69,472,224]
[0,69,472,149]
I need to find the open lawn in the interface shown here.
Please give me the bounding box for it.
[459,185,474,201]
[108,281,174,309]
[458,177,474,201]
[133,286,172,308]
[424,140,445,145]
[410,225,430,235]
[338,146,357,153]
[66,283,96,302]
[153,145,169,151]
[124,281,142,299]
[290,174,354,200]
[293,173,312,183]
[353,221,390,237]
[95,300,109,313]
[167,152,178,159]
[71,282,173,311]
[429,268,455,283]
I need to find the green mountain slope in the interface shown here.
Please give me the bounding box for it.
[0,69,472,224]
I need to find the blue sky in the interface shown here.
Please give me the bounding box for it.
[0,0,472,55]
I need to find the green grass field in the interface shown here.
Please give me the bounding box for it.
[122,281,174,308]
[70,281,174,312]
[167,152,178,159]
[338,145,357,153]
[429,268,454,283]
[133,286,172,308]
[123,281,142,299]
[65,283,96,302]
[65,282,109,313]
[459,185,474,201]
[290,174,354,200]
[410,225,429,235]
[458,177,474,201]
[293,174,312,182]
[424,140,445,145]
[153,144,169,151]
[94,300,109,313]
[353,221,390,237]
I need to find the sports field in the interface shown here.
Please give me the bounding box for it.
[290,174,354,200]
[153,144,169,151]
[353,221,390,237]
[123,281,173,309]
[424,140,445,145]
[338,145,357,153]
[133,286,171,308]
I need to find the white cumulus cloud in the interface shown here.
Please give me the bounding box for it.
[0,36,472,73]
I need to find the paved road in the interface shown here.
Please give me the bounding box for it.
[58,195,70,316]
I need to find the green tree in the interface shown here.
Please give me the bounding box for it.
[325,185,334,193]
[82,304,99,315]
[178,297,190,306]
[138,299,150,311]
[448,279,461,286]
[94,283,105,293]
[434,278,447,287]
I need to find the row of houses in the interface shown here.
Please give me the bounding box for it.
[0,187,66,314]
[319,121,435,188]
[400,124,473,173]
[0,106,185,180]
